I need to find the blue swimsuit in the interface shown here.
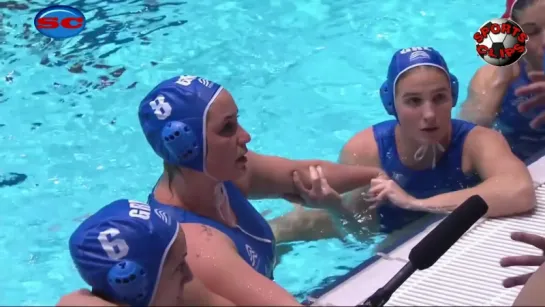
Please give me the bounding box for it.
[372,119,482,233]
[493,61,545,161]
[148,181,276,279]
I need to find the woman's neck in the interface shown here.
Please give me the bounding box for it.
[154,173,237,227]
[395,125,451,170]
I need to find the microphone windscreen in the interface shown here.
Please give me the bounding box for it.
[408,195,488,270]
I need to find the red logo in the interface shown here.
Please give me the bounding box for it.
[36,17,84,29]
[473,18,528,67]
[34,5,86,39]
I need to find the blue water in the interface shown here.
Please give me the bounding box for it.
[0,0,504,305]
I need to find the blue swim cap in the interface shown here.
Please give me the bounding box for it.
[69,199,179,306]
[138,75,223,173]
[380,47,459,116]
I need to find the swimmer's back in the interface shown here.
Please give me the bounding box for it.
[148,181,276,279]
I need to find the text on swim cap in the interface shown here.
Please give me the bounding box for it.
[409,50,431,61]
[175,75,213,88]
[400,46,433,54]
[129,201,151,220]
[98,228,129,260]
[96,201,151,260]
[176,75,197,86]
[149,95,172,120]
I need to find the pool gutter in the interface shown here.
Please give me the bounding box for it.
[306,148,545,306]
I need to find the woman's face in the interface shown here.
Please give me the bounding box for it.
[516,0,545,69]
[394,67,453,144]
[205,90,251,181]
[152,226,192,306]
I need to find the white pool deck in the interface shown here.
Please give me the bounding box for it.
[313,153,545,306]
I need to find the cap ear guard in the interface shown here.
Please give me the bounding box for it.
[107,260,150,305]
[380,73,459,116]
[161,121,200,164]
[380,81,396,115]
[450,73,459,106]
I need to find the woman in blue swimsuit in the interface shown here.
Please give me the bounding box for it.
[302,47,535,250]
[58,199,234,306]
[459,0,545,161]
[60,75,383,306]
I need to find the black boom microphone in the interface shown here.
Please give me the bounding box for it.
[358,195,489,307]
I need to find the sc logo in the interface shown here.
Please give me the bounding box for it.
[34,5,86,39]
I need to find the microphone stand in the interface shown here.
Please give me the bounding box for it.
[357,262,416,307]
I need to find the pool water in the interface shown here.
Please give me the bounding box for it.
[0,0,504,304]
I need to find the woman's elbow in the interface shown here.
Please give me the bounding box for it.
[505,180,536,216]
[517,181,537,213]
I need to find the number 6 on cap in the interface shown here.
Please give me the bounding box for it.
[98,228,129,260]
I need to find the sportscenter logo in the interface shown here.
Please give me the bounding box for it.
[34,5,86,39]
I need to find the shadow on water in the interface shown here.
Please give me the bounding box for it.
[0,172,27,187]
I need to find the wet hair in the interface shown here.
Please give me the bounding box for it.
[164,161,179,191]
[511,0,538,22]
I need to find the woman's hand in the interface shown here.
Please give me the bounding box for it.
[292,166,342,210]
[500,231,545,288]
[367,174,417,210]
[515,71,545,129]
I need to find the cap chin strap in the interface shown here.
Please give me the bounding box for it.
[200,87,223,179]
[414,143,445,169]
[176,169,227,222]
[203,167,219,181]
[214,183,227,222]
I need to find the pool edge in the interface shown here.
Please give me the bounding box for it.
[303,147,545,305]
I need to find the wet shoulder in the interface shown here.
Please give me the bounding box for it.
[148,193,239,256]
[462,125,505,149]
[181,222,235,250]
[341,125,380,166]
[180,222,239,280]
[460,125,508,173]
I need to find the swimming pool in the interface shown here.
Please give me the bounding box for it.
[0,0,504,304]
